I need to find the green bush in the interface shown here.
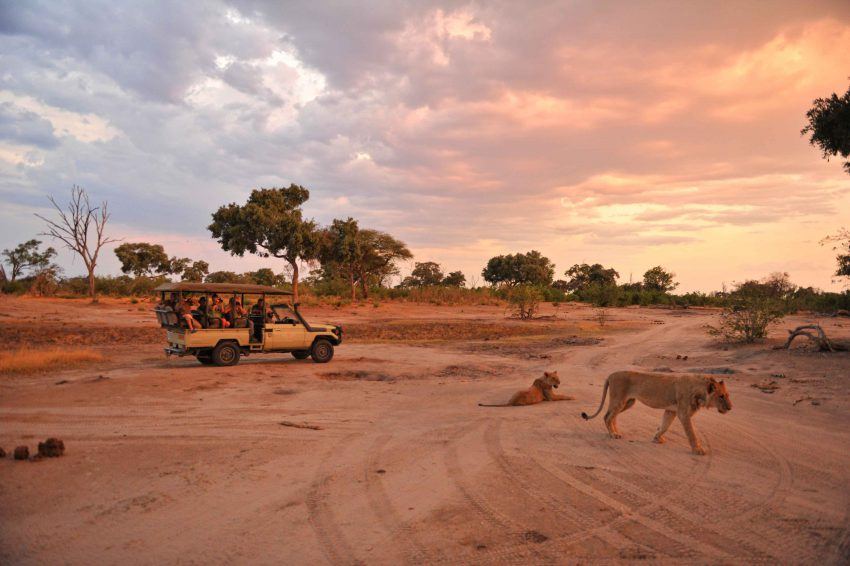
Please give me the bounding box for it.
[505,285,544,319]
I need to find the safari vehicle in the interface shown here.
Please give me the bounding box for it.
[153,282,342,366]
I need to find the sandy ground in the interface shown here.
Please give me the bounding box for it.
[1,296,849,564]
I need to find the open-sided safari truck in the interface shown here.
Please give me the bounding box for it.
[153,282,342,366]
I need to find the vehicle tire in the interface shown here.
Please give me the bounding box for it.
[197,353,214,365]
[212,341,240,366]
[291,350,310,360]
[310,339,334,363]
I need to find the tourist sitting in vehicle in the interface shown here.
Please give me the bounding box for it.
[176,296,200,331]
[209,296,231,328]
[227,298,249,327]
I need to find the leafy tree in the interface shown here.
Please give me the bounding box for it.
[209,185,320,301]
[642,266,678,292]
[563,263,619,293]
[114,242,170,277]
[320,218,412,299]
[354,229,412,297]
[802,84,850,174]
[247,267,286,287]
[482,250,554,287]
[36,185,118,302]
[442,270,466,287]
[402,261,444,287]
[2,239,57,281]
[181,260,210,282]
[319,218,361,300]
[205,271,247,284]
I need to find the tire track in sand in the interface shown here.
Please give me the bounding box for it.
[305,432,363,566]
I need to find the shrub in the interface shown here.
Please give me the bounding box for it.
[579,283,621,307]
[706,295,785,343]
[506,285,544,319]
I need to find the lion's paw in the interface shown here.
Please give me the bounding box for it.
[692,446,707,456]
[608,433,622,439]
[652,436,666,444]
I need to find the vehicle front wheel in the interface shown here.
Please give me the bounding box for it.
[291,350,310,360]
[310,339,334,363]
[212,342,240,366]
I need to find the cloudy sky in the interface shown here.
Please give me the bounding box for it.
[1,1,849,291]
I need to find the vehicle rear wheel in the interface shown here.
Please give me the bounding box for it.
[212,342,240,366]
[310,339,334,363]
[291,350,310,360]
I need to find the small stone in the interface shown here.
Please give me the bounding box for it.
[811,400,821,406]
[38,438,65,458]
[14,446,29,460]
[375,469,386,474]
[0,447,5,458]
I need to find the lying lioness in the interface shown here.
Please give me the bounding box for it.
[581,371,732,455]
[479,371,574,407]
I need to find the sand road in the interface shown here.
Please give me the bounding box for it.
[1,301,849,564]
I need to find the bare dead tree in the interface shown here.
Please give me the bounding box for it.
[35,185,119,302]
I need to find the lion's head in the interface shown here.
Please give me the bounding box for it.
[534,371,561,390]
[707,379,732,413]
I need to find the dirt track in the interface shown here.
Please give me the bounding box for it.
[1,299,849,564]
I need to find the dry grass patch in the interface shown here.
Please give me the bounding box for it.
[0,347,105,374]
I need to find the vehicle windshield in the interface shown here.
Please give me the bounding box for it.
[271,304,299,324]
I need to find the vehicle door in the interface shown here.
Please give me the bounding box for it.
[263,317,309,350]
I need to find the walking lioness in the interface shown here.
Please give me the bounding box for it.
[581,371,732,455]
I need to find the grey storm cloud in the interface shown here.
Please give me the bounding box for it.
[0,101,58,148]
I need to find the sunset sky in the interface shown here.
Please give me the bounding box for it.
[1,1,849,291]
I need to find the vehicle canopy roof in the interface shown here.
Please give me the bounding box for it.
[153,282,294,296]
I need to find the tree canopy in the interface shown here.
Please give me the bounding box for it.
[208,185,320,300]
[642,266,678,292]
[319,218,412,299]
[442,270,466,287]
[114,242,170,277]
[563,263,619,292]
[2,239,57,282]
[802,84,850,175]
[482,250,554,287]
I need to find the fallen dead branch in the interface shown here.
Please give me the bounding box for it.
[775,324,847,352]
[279,420,322,430]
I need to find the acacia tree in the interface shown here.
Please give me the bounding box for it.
[319,218,361,300]
[643,266,678,292]
[2,239,57,282]
[319,219,412,299]
[802,83,850,175]
[36,185,117,302]
[354,229,411,297]
[209,185,320,301]
[180,260,210,282]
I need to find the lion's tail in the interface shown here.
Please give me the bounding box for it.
[581,378,609,420]
[478,403,510,407]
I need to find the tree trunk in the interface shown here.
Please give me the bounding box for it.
[349,271,356,302]
[359,272,369,299]
[87,268,97,303]
[290,260,300,303]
